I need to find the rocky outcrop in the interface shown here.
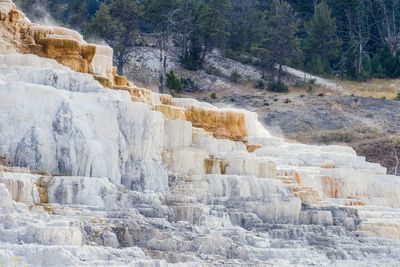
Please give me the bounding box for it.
[0,1,95,72]
[216,93,400,175]
[0,54,168,192]
[1,1,400,266]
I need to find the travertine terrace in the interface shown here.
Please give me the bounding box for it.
[0,1,400,266]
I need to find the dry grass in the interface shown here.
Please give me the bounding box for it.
[337,79,400,99]
[179,74,400,101]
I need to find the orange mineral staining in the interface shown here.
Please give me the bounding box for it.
[247,145,263,153]
[184,106,248,142]
[153,105,187,120]
[1,0,252,143]
[0,3,96,74]
[320,164,335,169]
[322,176,342,198]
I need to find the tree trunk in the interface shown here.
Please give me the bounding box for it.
[117,54,124,75]
[391,0,399,55]
[269,61,275,83]
[357,17,363,77]
[322,43,327,73]
[358,39,363,77]
[158,33,168,94]
[278,63,283,83]
[392,141,399,176]
[200,38,209,67]
[381,0,395,55]
[158,49,165,94]
[181,0,189,59]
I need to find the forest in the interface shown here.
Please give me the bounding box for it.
[14,0,400,83]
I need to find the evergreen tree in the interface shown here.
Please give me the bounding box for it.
[228,0,260,53]
[144,0,181,31]
[304,1,341,74]
[181,0,230,70]
[258,0,300,82]
[143,0,182,93]
[181,1,208,70]
[85,0,143,74]
[199,0,231,64]
[15,0,400,81]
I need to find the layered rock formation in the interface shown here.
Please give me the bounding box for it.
[1,1,400,266]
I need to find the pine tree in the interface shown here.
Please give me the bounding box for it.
[259,0,300,83]
[143,0,182,93]
[305,1,341,74]
[181,0,231,70]
[199,0,231,64]
[181,1,208,70]
[228,0,260,53]
[84,0,143,74]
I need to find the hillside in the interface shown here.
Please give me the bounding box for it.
[126,44,400,175]
[1,1,400,266]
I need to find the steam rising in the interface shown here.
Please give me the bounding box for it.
[15,0,59,26]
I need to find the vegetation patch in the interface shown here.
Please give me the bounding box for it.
[230,71,241,83]
[267,81,289,93]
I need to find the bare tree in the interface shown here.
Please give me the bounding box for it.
[341,2,370,78]
[376,0,400,55]
[156,31,169,94]
[392,140,399,176]
[154,7,180,94]
[264,0,300,83]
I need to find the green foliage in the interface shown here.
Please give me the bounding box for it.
[224,49,254,64]
[224,49,241,61]
[166,70,183,92]
[16,0,400,81]
[205,65,221,76]
[210,92,217,99]
[256,0,300,82]
[308,57,324,75]
[304,1,341,75]
[170,89,182,97]
[227,0,261,53]
[180,77,197,91]
[179,1,208,70]
[180,0,231,70]
[143,0,180,31]
[368,46,400,79]
[307,78,316,94]
[84,0,142,74]
[255,79,265,89]
[230,71,241,83]
[181,49,203,71]
[267,81,289,93]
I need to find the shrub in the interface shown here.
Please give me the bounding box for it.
[170,89,181,98]
[166,70,183,93]
[180,77,197,91]
[181,50,202,71]
[395,92,400,101]
[224,49,253,64]
[224,49,240,61]
[205,65,221,76]
[307,78,316,94]
[230,70,241,83]
[267,81,289,93]
[210,92,217,99]
[255,79,265,89]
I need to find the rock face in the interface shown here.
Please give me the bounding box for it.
[1,1,400,266]
[0,54,168,192]
[216,92,400,175]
